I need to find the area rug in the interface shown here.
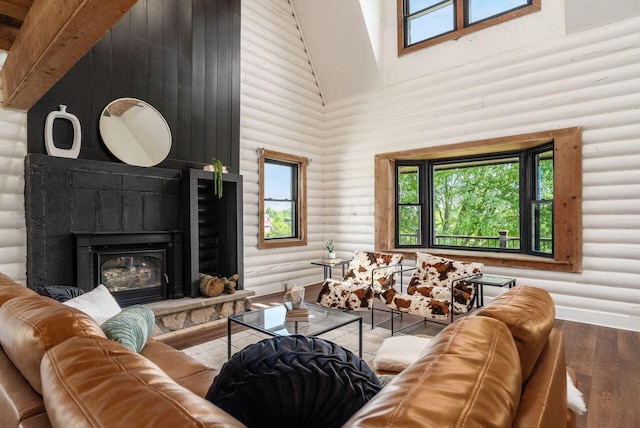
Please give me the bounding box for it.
[182,323,397,370]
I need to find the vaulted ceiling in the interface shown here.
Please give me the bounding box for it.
[2,0,639,110]
[0,0,137,111]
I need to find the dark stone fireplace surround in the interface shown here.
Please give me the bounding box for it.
[25,153,243,306]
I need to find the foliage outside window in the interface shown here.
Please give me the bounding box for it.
[259,149,308,249]
[397,145,554,257]
[375,128,582,272]
[398,0,541,55]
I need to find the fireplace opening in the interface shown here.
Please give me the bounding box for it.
[99,250,166,305]
[73,231,183,306]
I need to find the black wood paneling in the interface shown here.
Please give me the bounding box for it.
[26,154,183,289]
[26,0,241,172]
[24,0,243,297]
[182,169,243,296]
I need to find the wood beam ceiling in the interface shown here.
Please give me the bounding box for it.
[0,21,18,51]
[0,0,32,21]
[0,0,30,49]
[0,0,138,111]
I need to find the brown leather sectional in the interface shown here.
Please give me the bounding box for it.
[0,272,573,427]
[0,273,240,428]
[347,285,576,427]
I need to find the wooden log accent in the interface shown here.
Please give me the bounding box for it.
[0,0,137,110]
[0,0,32,21]
[0,22,18,51]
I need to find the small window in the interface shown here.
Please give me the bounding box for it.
[397,165,424,246]
[398,0,540,55]
[259,149,307,249]
[530,148,554,254]
[467,0,530,24]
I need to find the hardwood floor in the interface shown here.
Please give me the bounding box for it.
[160,283,640,428]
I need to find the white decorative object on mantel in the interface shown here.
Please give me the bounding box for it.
[44,105,82,159]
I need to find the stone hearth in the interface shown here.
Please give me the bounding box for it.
[146,290,255,335]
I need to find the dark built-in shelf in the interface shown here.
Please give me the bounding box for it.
[182,169,244,297]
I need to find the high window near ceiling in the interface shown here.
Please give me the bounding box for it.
[398,0,541,55]
[259,149,308,249]
[375,128,582,272]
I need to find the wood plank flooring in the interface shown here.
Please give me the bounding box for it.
[160,284,640,428]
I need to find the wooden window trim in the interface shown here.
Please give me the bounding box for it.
[375,127,582,272]
[397,0,541,56]
[258,149,308,249]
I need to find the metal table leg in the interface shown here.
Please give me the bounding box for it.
[227,318,232,359]
[358,317,362,358]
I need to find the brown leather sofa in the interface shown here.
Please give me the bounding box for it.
[0,273,242,428]
[1,271,572,427]
[348,284,575,427]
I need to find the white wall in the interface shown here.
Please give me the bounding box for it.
[0,72,28,283]
[2,1,638,331]
[320,16,640,331]
[240,0,640,331]
[239,0,327,295]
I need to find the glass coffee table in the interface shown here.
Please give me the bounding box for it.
[227,303,362,359]
[464,274,516,307]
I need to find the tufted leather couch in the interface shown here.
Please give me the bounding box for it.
[1,271,573,427]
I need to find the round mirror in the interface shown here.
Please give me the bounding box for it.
[99,98,172,167]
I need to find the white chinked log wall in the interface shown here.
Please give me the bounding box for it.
[240,0,327,293]
[241,0,640,331]
[0,1,637,330]
[0,73,27,283]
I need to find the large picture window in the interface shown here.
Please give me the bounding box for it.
[259,149,307,249]
[397,144,553,257]
[398,0,541,55]
[375,128,582,272]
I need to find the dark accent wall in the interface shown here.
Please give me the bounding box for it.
[23,0,243,296]
[26,154,182,289]
[26,0,241,172]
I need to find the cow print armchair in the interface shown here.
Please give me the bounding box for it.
[316,251,404,319]
[379,252,483,333]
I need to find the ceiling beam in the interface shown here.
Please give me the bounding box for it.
[0,22,18,51]
[0,0,32,21]
[0,0,138,111]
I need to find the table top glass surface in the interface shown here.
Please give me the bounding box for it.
[465,274,515,286]
[229,303,361,336]
[310,259,350,267]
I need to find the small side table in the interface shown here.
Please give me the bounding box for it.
[310,259,350,279]
[464,274,516,307]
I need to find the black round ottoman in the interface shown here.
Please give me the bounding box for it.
[206,335,381,428]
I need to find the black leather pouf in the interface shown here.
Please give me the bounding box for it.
[206,335,381,428]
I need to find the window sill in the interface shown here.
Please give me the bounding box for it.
[259,238,307,250]
[379,248,577,273]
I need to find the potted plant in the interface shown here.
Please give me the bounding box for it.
[203,158,225,198]
[324,239,336,259]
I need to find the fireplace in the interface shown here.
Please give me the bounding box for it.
[25,155,242,300]
[73,231,183,306]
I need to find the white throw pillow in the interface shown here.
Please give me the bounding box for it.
[373,335,432,372]
[63,284,122,325]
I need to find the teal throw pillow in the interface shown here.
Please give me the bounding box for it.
[101,305,155,353]
[376,374,395,388]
